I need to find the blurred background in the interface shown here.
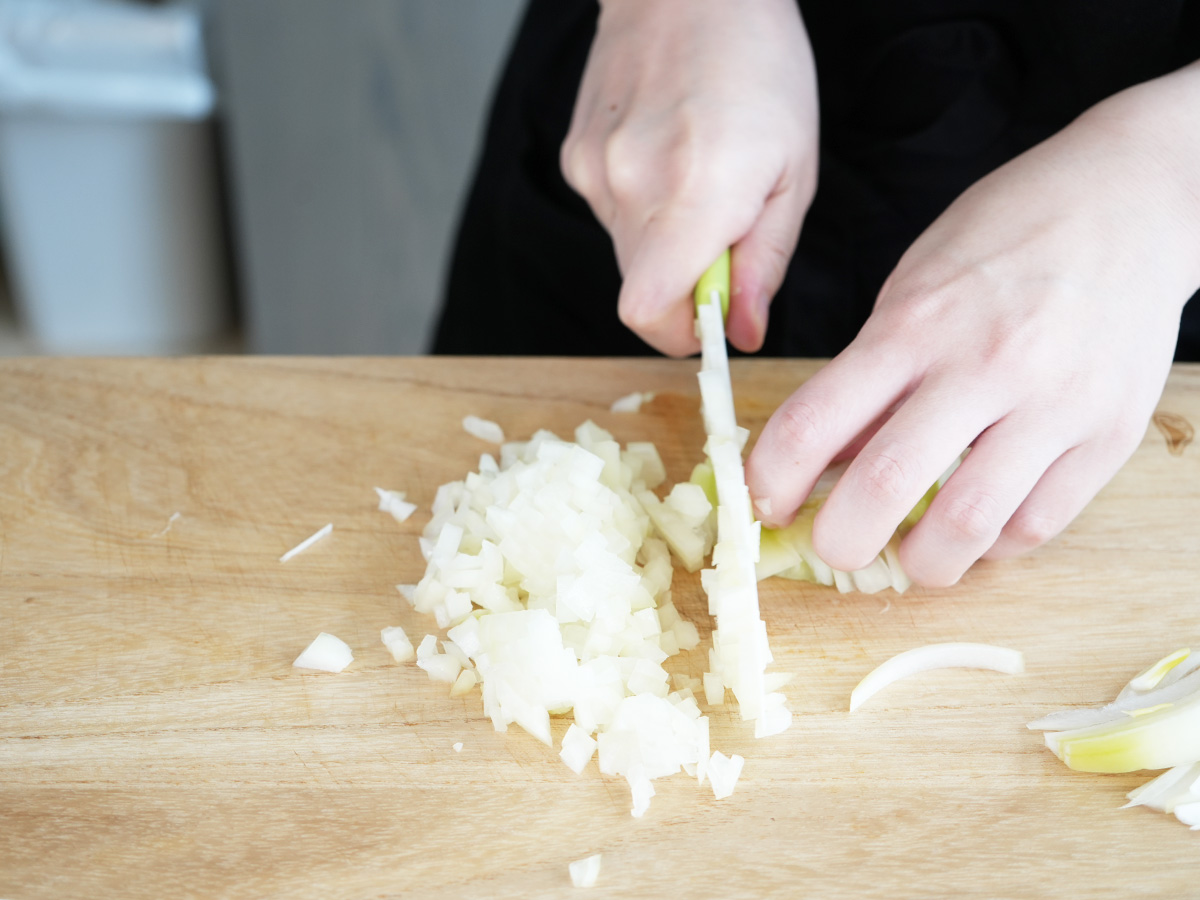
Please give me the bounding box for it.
[0,0,526,356]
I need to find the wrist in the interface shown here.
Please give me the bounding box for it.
[1079,63,1200,297]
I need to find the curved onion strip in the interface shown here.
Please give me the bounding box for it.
[849,643,1025,712]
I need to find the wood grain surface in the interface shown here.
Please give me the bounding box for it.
[2,357,1199,899]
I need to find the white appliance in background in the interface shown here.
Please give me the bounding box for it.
[0,0,227,354]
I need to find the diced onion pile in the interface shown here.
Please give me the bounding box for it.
[1030,647,1200,829]
[401,421,745,815]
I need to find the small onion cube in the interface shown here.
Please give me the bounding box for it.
[375,487,417,523]
[560,724,598,774]
[417,653,462,684]
[380,625,415,662]
[416,634,438,661]
[569,853,602,888]
[463,415,505,444]
[293,632,353,673]
[610,391,654,413]
[449,668,478,697]
[453,741,464,753]
[707,751,744,800]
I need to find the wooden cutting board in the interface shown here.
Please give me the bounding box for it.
[2,357,1199,900]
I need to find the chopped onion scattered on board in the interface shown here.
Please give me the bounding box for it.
[569,853,602,888]
[280,523,332,562]
[849,643,1025,712]
[293,632,354,673]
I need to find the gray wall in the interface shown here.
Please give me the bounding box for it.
[212,0,526,354]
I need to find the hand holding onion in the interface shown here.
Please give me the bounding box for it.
[747,61,1200,587]
[560,0,818,356]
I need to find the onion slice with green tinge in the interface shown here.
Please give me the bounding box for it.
[849,642,1025,712]
[1032,647,1200,828]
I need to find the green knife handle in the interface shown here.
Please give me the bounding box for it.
[693,249,730,320]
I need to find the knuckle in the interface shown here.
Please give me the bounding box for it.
[1005,508,1063,549]
[560,136,596,198]
[938,490,1001,545]
[854,443,919,507]
[603,130,650,202]
[772,400,825,453]
[617,298,650,332]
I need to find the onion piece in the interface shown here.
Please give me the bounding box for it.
[152,511,182,538]
[449,668,478,697]
[1042,690,1200,773]
[849,643,1025,712]
[1028,666,1200,732]
[1123,761,1200,812]
[1123,648,1192,695]
[569,853,602,888]
[375,487,417,523]
[293,632,353,673]
[560,723,598,774]
[453,742,464,753]
[280,523,332,562]
[462,415,505,444]
[1174,801,1200,829]
[610,391,655,413]
[380,625,415,662]
[707,750,745,800]
[695,298,791,738]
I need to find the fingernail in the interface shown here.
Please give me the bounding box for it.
[753,495,774,522]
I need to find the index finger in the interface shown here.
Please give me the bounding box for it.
[744,345,915,526]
